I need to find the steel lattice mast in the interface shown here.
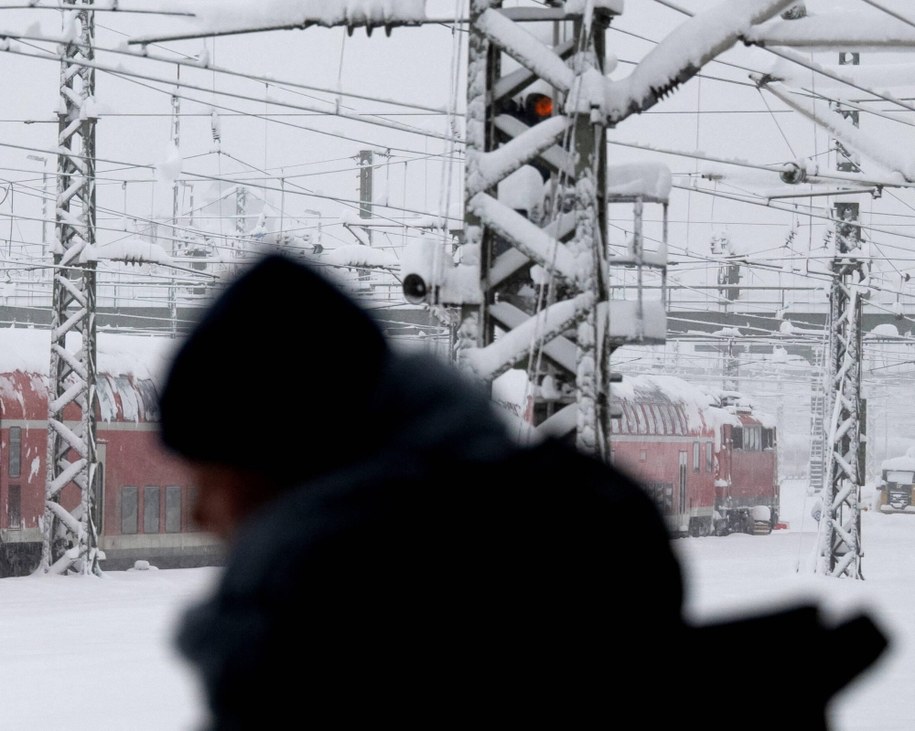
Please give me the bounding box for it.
[38,0,101,576]
[457,1,617,457]
[816,49,865,579]
[816,219,865,578]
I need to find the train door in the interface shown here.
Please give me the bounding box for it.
[678,451,688,531]
[93,442,106,536]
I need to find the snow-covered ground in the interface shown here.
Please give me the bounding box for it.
[0,478,909,730]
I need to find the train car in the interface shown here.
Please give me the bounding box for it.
[610,374,779,537]
[0,328,222,577]
[873,447,915,513]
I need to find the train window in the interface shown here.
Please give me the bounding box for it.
[92,463,104,534]
[674,407,688,435]
[188,486,201,532]
[7,485,20,529]
[165,486,182,533]
[8,426,20,478]
[620,403,632,434]
[143,486,160,533]
[121,486,138,535]
[651,404,667,435]
[732,427,743,449]
[706,442,713,472]
[762,428,775,450]
[634,405,648,434]
[657,404,673,435]
[644,405,658,434]
[745,427,760,451]
[693,442,700,472]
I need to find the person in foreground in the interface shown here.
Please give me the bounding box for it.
[159,253,888,730]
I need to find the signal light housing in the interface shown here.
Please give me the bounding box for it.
[524,93,553,123]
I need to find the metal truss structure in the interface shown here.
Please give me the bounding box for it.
[816,50,866,578]
[816,224,865,578]
[38,0,101,576]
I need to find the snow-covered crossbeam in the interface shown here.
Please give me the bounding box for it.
[758,80,915,183]
[489,301,577,373]
[469,193,579,282]
[746,12,915,49]
[130,0,426,43]
[607,162,672,203]
[605,0,796,122]
[463,293,593,380]
[89,239,173,266]
[467,116,571,196]
[475,8,576,93]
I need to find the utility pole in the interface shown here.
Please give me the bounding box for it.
[27,154,49,265]
[168,68,180,339]
[357,149,374,283]
[816,49,865,579]
[713,232,740,391]
[39,0,101,576]
[235,186,247,239]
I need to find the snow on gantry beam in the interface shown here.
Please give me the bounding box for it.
[608,162,672,204]
[476,7,576,93]
[128,0,427,44]
[489,302,577,374]
[493,116,576,179]
[468,116,571,196]
[758,80,915,183]
[469,193,579,282]
[464,293,593,380]
[745,12,915,49]
[604,0,797,123]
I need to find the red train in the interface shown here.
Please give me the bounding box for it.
[609,374,780,537]
[0,330,780,578]
[0,328,221,577]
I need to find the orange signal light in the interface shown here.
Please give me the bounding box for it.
[527,94,553,120]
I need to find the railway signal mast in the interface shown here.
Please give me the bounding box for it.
[39,0,102,575]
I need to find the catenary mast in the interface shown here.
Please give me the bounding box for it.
[816,49,866,579]
[38,0,101,575]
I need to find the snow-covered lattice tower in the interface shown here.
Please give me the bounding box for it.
[456,0,625,458]
[38,0,102,575]
[816,49,866,580]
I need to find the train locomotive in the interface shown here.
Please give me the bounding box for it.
[609,374,780,537]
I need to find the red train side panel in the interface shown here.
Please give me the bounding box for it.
[0,344,222,576]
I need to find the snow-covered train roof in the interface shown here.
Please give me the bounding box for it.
[611,374,776,433]
[0,327,180,423]
[0,326,179,387]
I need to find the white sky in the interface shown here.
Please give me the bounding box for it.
[0,478,908,730]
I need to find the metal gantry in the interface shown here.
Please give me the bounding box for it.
[38,0,101,576]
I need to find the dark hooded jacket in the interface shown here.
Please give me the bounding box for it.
[162,254,887,730]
